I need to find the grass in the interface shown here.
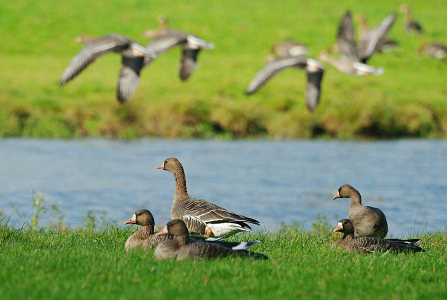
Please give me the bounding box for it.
[0,222,446,299]
[1,0,447,139]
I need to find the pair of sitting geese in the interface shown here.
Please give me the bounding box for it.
[124,158,424,261]
[58,10,398,113]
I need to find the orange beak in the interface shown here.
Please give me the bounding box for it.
[156,226,168,236]
[124,218,136,225]
[332,192,340,200]
[156,163,164,170]
[333,225,343,232]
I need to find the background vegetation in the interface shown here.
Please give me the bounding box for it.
[0,0,446,139]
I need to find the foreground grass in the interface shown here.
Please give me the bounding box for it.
[0,224,446,299]
[1,0,447,139]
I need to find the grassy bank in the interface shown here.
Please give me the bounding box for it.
[1,0,447,139]
[0,222,446,299]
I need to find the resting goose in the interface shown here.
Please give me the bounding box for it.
[318,11,385,75]
[246,55,325,112]
[333,184,388,238]
[333,219,424,253]
[59,34,155,103]
[418,42,447,60]
[154,219,268,260]
[124,209,168,251]
[142,17,214,81]
[157,158,260,237]
[400,4,423,34]
[124,209,260,251]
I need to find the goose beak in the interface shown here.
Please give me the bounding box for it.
[156,162,164,170]
[333,225,343,232]
[332,192,340,200]
[156,226,168,236]
[124,218,136,225]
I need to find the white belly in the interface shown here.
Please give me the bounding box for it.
[206,223,251,238]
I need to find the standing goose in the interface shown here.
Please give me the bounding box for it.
[332,184,388,238]
[59,34,155,103]
[142,17,214,81]
[154,219,268,260]
[246,55,325,112]
[418,42,447,60]
[157,158,260,237]
[318,11,384,75]
[124,209,260,251]
[400,4,423,34]
[333,219,424,253]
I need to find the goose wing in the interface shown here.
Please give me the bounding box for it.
[246,56,308,94]
[59,35,131,85]
[179,198,260,226]
[337,11,360,62]
[179,47,201,81]
[116,56,145,103]
[305,70,324,112]
[358,13,397,62]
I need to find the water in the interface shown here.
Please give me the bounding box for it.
[1,138,446,236]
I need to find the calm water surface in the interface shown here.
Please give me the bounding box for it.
[1,138,446,236]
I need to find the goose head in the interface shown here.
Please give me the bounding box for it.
[157,157,183,173]
[156,219,189,238]
[332,184,360,200]
[124,209,155,227]
[333,218,355,235]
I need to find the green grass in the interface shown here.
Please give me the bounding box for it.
[1,223,446,299]
[1,0,447,138]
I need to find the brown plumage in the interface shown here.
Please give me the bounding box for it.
[418,43,447,60]
[333,219,424,253]
[333,184,388,238]
[153,219,268,260]
[400,4,423,34]
[157,158,260,237]
[124,209,168,251]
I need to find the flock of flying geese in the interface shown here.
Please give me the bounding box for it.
[123,158,424,261]
[58,5,446,112]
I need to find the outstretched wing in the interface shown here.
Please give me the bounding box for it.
[337,11,360,62]
[246,56,308,94]
[305,70,324,112]
[116,56,145,103]
[59,35,129,85]
[179,47,201,81]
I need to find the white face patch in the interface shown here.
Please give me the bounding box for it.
[131,213,136,223]
[338,222,343,230]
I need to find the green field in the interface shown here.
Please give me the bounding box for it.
[1,222,446,299]
[1,0,447,139]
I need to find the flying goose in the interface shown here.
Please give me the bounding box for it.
[355,13,399,53]
[333,184,388,238]
[142,16,214,81]
[154,219,268,260]
[59,34,155,103]
[418,42,447,60]
[318,11,385,75]
[246,55,325,112]
[157,158,260,237]
[400,4,423,34]
[124,209,260,251]
[333,219,424,253]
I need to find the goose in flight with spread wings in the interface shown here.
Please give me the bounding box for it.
[59,34,155,103]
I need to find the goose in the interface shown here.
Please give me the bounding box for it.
[418,42,447,60]
[333,184,388,238]
[59,34,155,103]
[400,4,423,34]
[142,16,214,81]
[246,55,325,112]
[157,158,260,237]
[318,11,385,75]
[355,13,398,58]
[154,219,268,260]
[124,209,260,251]
[333,219,424,253]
